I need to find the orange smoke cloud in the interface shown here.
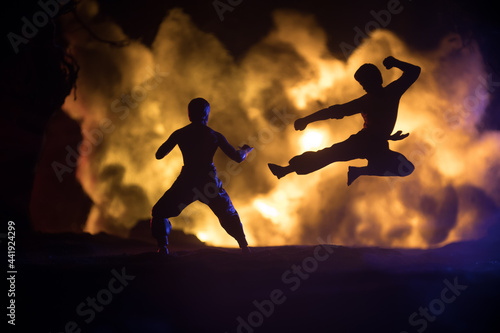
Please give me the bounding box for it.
[61,2,499,248]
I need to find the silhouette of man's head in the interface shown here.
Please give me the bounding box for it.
[188,98,210,124]
[354,64,383,93]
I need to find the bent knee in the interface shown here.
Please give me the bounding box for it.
[398,159,415,176]
[151,203,182,219]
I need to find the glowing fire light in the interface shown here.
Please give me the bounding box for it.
[196,232,209,242]
[62,5,500,249]
[254,200,279,221]
[301,130,325,151]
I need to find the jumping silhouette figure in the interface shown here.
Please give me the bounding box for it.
[268,56,420,185]
[151,98,253,254]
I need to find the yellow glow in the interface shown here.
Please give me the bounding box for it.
[254,200,279,221]
[288,60,341,109]
[436,151,464,178]
[301,130,325,151]
[196,232,209,242]
[63,7,499,249]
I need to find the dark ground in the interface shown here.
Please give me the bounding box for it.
[11,227,500,333]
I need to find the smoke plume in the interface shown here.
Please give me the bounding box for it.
[61,2,500,247]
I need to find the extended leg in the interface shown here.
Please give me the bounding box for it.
[347,151,414,185]
[270,136,363,179]
[150,174,193,253]
[347,165,385,186]
[208,188,249,252]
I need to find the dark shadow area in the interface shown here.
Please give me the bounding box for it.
[14,227,500,333]
[1,1,78,232]
[30,109,92,233]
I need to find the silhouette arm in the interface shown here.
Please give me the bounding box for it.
[383,56,421,94]
[294,97,364,131]
[216,132,253,163]
[155,131,179,159]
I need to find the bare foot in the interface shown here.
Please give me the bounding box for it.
[268,163,289,179]
[347,166,361,186]
[157,245,169,255]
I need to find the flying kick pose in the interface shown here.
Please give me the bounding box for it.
[268,56,420,185]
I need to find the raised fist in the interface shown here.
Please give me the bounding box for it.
[383,56,397,70]
[294,118,308,131]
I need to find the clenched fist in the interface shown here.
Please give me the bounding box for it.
[383,56,397,70]
[294,118,308,131]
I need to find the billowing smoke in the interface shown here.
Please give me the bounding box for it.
[61,2,500,247]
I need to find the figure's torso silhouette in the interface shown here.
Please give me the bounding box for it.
[174,123,219,167]
[361,89,399,138]
[356,72,416,139]
[161,123,242,169]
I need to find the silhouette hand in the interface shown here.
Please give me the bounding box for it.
[383,56,397,70]
[294,118,308,131]
[388,130,409,141]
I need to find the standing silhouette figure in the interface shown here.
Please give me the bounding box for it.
[268,56,420,185]
[151,98,253,254]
